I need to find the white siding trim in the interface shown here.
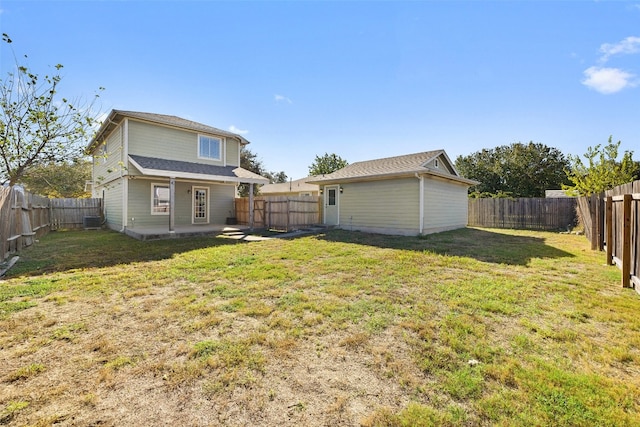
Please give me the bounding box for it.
[122,119,129,230]
[418,174,424,234]
[123,119,129,175]
[122,177,128,231]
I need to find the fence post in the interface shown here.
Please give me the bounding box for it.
[605,196,613,265]
[597,193,604,251]
[622,194,632,288]
[589,194,598,251]
[287,199,290,232]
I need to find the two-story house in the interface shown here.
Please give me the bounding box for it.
[86,110,268,239]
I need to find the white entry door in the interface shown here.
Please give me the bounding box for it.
[324,185,339,225]
[192,187,209,224]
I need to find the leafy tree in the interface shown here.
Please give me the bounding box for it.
[238,146,287,196]
[308,153,348,176]
[564,136,636,196]
[266,170,288,184]
[18,159,92,198]
[0,34,103,186]
[455,142,571,198]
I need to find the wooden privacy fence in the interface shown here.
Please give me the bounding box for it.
[50,198,103,229]
[235,195,321,232]
[602,180,640,291]
[468,197,577,231]
[0,186,102,261]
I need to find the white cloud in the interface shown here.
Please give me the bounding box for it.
[599,36,640,63]
[582,66,637,94]
[274,94,292,104]
[228,125,249,135]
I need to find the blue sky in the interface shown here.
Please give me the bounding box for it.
[1,1,639,180]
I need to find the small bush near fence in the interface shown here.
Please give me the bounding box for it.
[468,197,577,231]
[0,186,102,261]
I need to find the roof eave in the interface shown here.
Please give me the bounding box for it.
[308,169,479,186]
[128,157,269,184]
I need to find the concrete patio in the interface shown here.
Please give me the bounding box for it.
[123,224,254,241]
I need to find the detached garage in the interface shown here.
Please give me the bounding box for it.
[307,150,478,236]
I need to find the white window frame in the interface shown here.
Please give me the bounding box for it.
[197,134,223,161]
[151,183,170,215]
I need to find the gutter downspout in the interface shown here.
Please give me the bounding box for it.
[121,119,129,233]
[169,177,176,233]
[416,173,424,234]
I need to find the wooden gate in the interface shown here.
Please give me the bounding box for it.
[235,196,320,231]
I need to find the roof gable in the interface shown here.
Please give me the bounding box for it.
[87,109,250,152]
[307,150,477,186]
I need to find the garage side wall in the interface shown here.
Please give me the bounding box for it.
[422,176,469,234]
[339,178,420,236]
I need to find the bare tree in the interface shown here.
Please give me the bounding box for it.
[0,33,103,186]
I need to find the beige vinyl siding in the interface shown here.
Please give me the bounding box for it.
[126,179,236,228]
[92,125,124,185]
[100,180,123,231]
[339,178,419,235]
[225,139,239,166]
[126,179,188,227]
[422,176,469,233]
[209,184,236,223]
[127,120,240,167]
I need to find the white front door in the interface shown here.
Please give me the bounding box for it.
[324,185,339,225]
[192,187,209,224]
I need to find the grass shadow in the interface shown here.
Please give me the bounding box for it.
[3,229,243,278]
[318,227,575,266]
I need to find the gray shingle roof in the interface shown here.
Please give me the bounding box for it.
[129,155,268,184]
[307,150,477,185]
[320,151,442,179]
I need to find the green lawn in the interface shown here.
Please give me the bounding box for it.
[1,228,639,426]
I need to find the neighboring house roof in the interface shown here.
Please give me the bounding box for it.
[129,155,268,185]
[307,150,478,186]
[545,189,575,198]
[260,177,319,194]
[87,110,250,152]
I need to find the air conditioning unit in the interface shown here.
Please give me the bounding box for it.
[83,216,101,229]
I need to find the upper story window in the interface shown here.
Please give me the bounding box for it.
[198,135,222,160]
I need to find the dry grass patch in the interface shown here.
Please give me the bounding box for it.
[1,227,639,425]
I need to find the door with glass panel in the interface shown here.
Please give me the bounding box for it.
[324,185,339,225]
[192,187,209,224]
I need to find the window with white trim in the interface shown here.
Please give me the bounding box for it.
[151,183,170,215]
[198,135,222,160]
